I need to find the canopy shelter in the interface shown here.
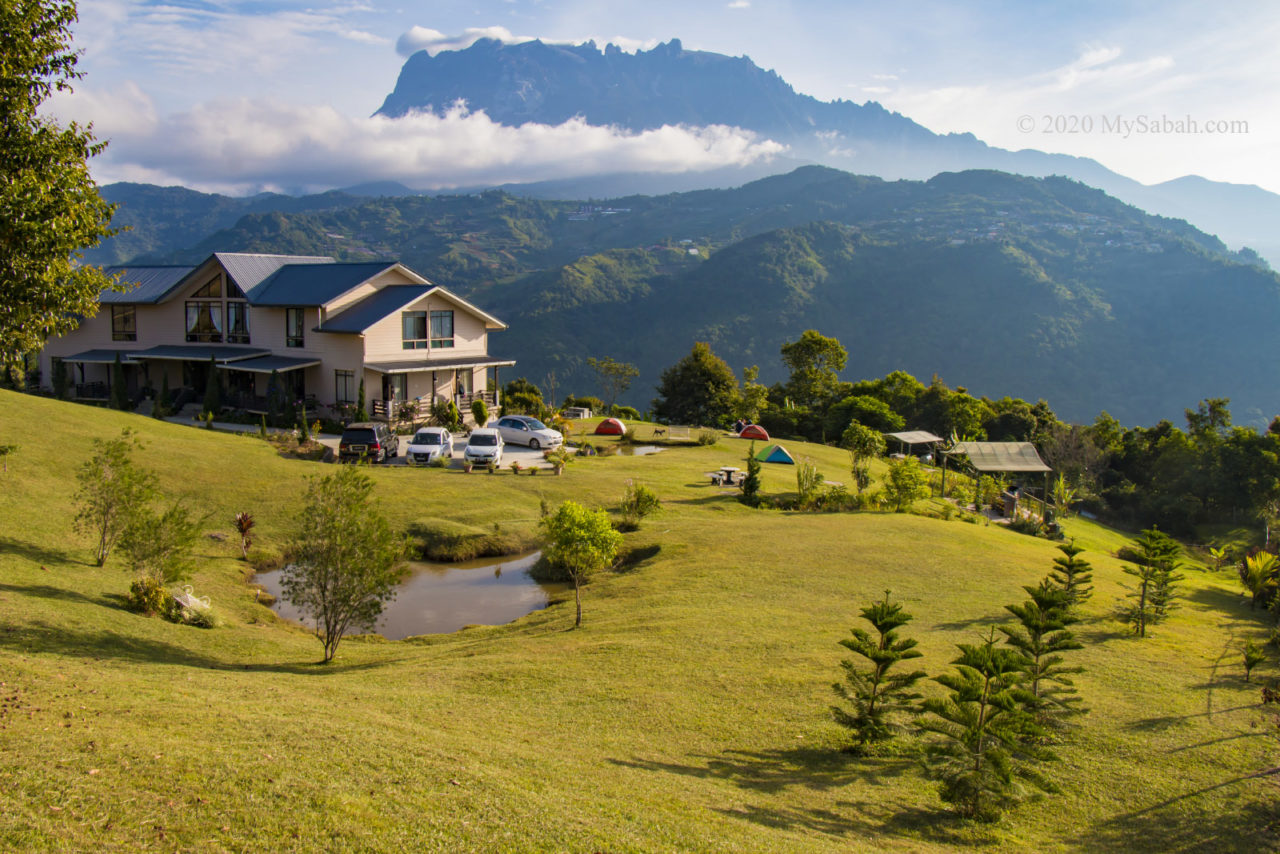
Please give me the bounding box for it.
[942,441,1053,518]
[754,443,795,465]
[883,430,944,456]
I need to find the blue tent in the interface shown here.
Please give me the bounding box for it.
[754,443,795,464]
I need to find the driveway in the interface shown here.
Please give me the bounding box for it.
[315,431,561,468]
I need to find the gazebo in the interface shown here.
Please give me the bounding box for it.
[942,441,1053,518]
[883,430,944,458]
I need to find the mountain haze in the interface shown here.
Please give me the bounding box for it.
[377,38,1280,266]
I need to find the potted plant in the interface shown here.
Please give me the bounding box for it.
[509,460,522,475]
[463,461,474,473]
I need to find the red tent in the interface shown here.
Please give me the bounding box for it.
[739,424,769,441]
[594,417,627,436]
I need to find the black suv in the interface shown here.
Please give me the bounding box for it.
[338,422,399,463]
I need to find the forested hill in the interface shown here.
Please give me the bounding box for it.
[131,166,1279,425]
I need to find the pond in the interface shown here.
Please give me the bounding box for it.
[617,444,664,456]
[255,551,568,640]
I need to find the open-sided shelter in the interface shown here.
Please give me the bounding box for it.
[754,443,795,464]
[942,441,1053,515]
[884,430,944,456]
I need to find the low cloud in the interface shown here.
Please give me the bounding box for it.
[396,25,536,57]
[53,89,786,195]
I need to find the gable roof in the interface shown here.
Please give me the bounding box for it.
[99,266,197,304]
[316,285,434,333]
[214,252,335,296]
[249,262,399,306]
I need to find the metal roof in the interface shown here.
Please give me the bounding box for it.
[214,252,334,295]
[222,354,322,373]
[99,266,196,304]
[59,348,141,363]
[128,345,270,362]
[365,356,518,374]
[248,262,397,305]
[315,285,434,333]
[949,442,1051,473]
[885,431,945,445]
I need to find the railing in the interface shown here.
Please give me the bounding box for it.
[74,381,109,400]
[370,390,500,422]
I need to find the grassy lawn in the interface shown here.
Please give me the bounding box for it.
[0,390,1276,852]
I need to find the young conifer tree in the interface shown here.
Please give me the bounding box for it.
[1000,579,1086,733]
[740,442,762,507]
[831,591,927,751]
[1049,540,1094,608]
[918,631,1057,820]
[1120,528,1184,637]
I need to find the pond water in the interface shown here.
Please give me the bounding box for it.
[255,551,568,639]
[617,444,664,456]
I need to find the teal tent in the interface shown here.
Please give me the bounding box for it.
[754,443,795,464]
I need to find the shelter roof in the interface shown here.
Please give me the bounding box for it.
[949,441,1051,473]
[885,431,944,444]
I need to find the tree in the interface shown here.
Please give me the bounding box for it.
[153,371,171,419]
[539,500,621,628]
[651,342,739,427]
[831,592,927,751]
[1119,529,1184,637]
[201,354,222,415]
[618,480,661,531]
[918,632,1057,820]
[736,365,769,423]
[73,429,157,566]
[842,422,886,494]
[884,456,928,512]
[470,398,488,427]
[1050,474,1077,519]
[281,466,407,663]
[827,395,904,435]
[0,444,16,474]
[740,443,762,507]
[502,377,545,416]
[1242,639,1267,683]
[1000,580,1086,732]
[586,356,639,413]
[780,330,846,410]
[52,357,69,400]
[355,377,367,421]
[0,0,119,370]
[109,353,129,411]
[1048,540,1094,609]
[119,501,201,585]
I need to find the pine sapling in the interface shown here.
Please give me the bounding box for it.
[1049,540,1094,609]
[1000,579,1086,733]
[831,591,927,751]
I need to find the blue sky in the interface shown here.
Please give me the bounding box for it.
[55,1,1278,196]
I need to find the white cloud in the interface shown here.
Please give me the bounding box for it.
[396,25,536,57]
[62,92,786,195]
[727,1,752,8]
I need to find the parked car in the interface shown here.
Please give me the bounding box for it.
[463,427,504,466]
[338,422,399,463]
[405,426,453,465]
[494,415,563,450]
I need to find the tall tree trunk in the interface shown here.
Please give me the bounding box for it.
[574,576,582,627]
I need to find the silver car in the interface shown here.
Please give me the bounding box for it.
[494,415,563,450]
[405,427,454,465]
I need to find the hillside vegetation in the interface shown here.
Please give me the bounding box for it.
[108,167,1280,424]
[0,390,1276,851]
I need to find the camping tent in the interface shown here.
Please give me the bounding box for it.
[754,443,795,464]
[594,417,627,436]
[739,424,770,441]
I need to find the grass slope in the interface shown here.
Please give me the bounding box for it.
[0,391,1276,852]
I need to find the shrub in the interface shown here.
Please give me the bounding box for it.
[471,398,489,427]
[1008,516,1043,537]
[407,517,535,562]
[796,461,824,508]
[246,546,284,572]
[126,575,172,615]
[619,480,662,531]
[696,429,719,446]
[612,405,640,420]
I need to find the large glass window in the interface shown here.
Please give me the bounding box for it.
[335,370,355,404]
[389,374,407,401]
[402,311,428,349]
[286,308,305,348]
[111,305,136,342]
[226,302,249,344]
[430,310,454,348]
[185,301,222,342]
[193,277,222,298]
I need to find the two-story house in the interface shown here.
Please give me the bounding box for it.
[39,252,515,418]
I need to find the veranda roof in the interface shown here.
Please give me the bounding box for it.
[222,354,322,373]
[884,431,944,445]
[949,441,1051,473]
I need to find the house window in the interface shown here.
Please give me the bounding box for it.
[335,369,355,404]
[185,301,222,342]
[286,308,305,348]
[402,311,428,349]
[193,277,222,298]
[430,310,454,348]
[226,302,250,344]
[389,374,407,402]
[111,305,136,342]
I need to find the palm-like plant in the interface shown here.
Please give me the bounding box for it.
[1240,551,1279,610]
[233,511,255,560]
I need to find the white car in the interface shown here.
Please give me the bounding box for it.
[463,427,504,466]
[493,415,563,450]
[405,426,454,465]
